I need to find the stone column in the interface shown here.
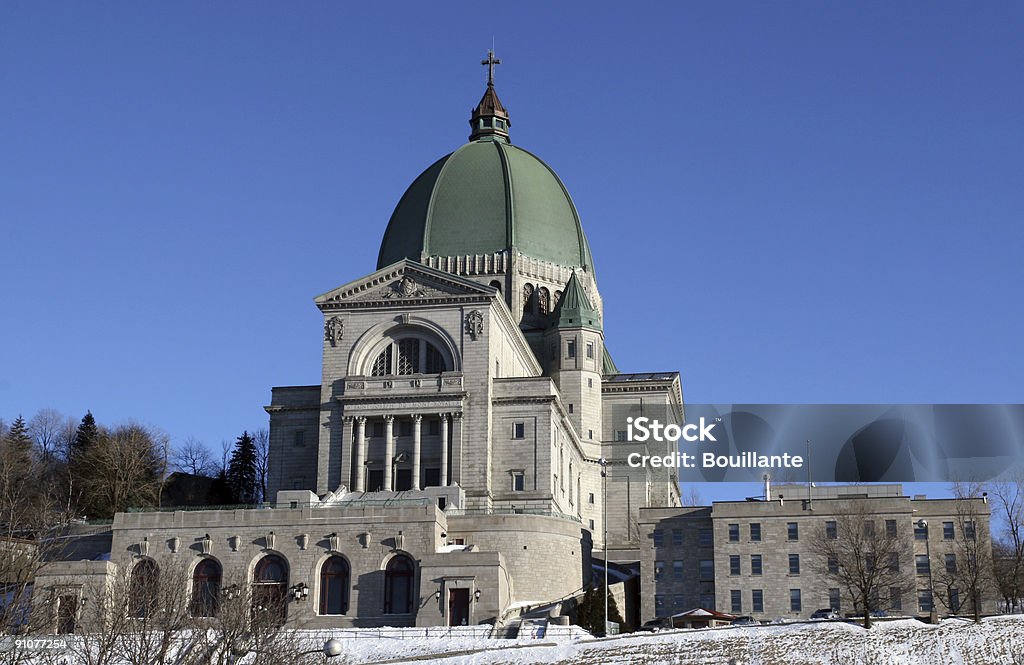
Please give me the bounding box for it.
[384,415,395,491]
[450,412,463,486]
[354,417,366,492]
[340,416,354,491]
[440,413,449,487]
[411,414,422,490]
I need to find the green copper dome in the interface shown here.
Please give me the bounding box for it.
[376,88,595,274]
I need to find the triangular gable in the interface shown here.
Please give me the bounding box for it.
[315,259,496,309]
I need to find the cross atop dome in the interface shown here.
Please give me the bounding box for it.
[482,49,501,86]
[469,50,511,142]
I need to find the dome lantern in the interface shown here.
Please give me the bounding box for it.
[469,50,511,143]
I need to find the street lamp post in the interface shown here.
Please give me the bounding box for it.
[599,457,608,636]
[917,519,937,623]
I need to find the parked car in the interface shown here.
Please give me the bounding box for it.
[810,608,839,620]
[637,617,673,632]
[732,616,759,626]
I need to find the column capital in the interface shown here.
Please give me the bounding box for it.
[343,415,354,423]
[356,415,367,424]
[412,414,423,422]
[452,412,463,421]
[384,414,395,423]
[439,412,450,420]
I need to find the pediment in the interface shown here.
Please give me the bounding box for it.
[315,260,495,309]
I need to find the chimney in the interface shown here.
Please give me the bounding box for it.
[763,473,772,502]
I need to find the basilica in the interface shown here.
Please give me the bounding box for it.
[37,55,683,631]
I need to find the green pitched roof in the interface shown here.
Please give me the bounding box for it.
[551,271,601,331]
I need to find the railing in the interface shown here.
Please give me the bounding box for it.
[445,507,582,523]
[128,497,435,513]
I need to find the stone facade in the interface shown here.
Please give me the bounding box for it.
[639,484,996,623]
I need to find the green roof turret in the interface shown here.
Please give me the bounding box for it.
[551,271,601,331]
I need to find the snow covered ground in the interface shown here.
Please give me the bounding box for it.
[332,616,1024,665]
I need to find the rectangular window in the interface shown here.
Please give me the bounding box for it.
[731,589,742,613]
[495,359,499,377]
[654,561,665,581]
[788,522,799,541]
[790,589,802,613]
[399,420,412,437]
[699,559,714,581]
[965,521,977,541]
[372,421,385,437]
[915,523,928,540]
[673,594,685,609]
[424,467,440,487]
[428,420,440,435]
[730,555,741,576]
[588,492,595,504]
[888,552,900,573]
[828,556,839,574]
[699,528,713,547]
[825,520,837,540]
[588,519,595,529]
[673,560,684,581]
[615,430,627,441]
[750,523,762,542]
[943,521,954,540]
[568,403,574,414]
[672,529,683,546]
[829,588,841,611]
[652,530,664,547]
[699,592,716,610]
[588,429,593,439]
[512,422,525,439]
[889,587,902,611]
[293,430,304,447]
[752,589,764,613]
[567,340,576,358]
[587,378,593,388]
[916,554,930,575]
[655,594,665,613]
[586,342,594,359]
[945,553,957,574]
[751,554,763,576]
[949,588,960,613]
[886,519,898,537]
[789,554,800,575]
[728,523,740,542]
[863,520,875,537]
[511,472,525,492]
[918,589,933,613]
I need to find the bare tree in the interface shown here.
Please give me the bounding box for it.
[253,429,270,504]
[171,437,215,477]
[991,472,1024,612]
[78,424,168,519]
[932,482,998,621]
[809,501,914,628]
[28,409,74,467]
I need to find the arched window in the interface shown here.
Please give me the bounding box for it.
[554,290,563,308]
[538,287,551,316]
[383,555,416,614]
[191,558,222,617]
[489,280,502,295]
[252,555,288,625]
[522,283,535,317]
[319,556,350,615]
[370,338,448,376]
[130,559,159,618]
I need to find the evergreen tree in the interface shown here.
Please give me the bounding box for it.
[574,580,624,635]
[71,411,99,457]
[226,431,258,505]
[205,468,234,506]
[4,416,32,450]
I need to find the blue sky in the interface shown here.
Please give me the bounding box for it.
[1,4,1021,502]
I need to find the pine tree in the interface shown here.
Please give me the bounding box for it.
[226,431,258,505]
[4,415,32,450]
[574,580,624,635]
[71,411,99,457]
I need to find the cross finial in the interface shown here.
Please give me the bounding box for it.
[481,49,501,86]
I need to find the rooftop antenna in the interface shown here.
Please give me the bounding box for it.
[806,439,813,511]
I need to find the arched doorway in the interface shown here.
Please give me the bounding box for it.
[252,554,288,625]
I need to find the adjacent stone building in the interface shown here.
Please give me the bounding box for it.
[639,483,996,623]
